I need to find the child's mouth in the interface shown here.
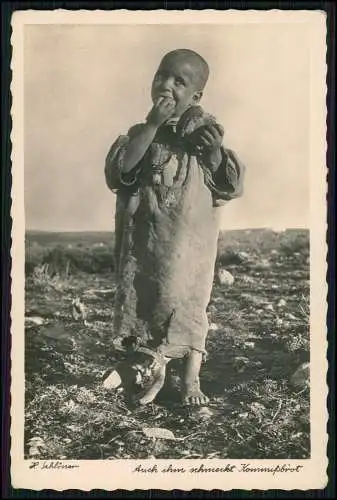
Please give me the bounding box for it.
[156,93,175,102]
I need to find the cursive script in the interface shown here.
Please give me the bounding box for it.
[29,461,80,470]
[132,462,305,475]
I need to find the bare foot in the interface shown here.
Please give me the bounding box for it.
[182,350,209,406]
[182,381,210,406]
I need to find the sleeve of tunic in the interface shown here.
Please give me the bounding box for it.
[104,124,146,192]
[204,147,246,206]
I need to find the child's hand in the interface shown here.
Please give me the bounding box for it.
[192,123,224,170]
[146,97,176,128]
[193,123,224,152]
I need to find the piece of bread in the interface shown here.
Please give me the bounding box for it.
[176,105,217,139]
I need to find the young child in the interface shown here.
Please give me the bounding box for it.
[104,49,245,406]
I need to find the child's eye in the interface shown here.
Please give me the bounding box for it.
[175,79,185,86]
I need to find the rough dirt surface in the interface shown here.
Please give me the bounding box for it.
[25,229,310,460]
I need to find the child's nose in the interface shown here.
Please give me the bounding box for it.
[161,77,174,90]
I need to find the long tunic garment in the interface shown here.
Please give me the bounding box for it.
[105,117,245,359]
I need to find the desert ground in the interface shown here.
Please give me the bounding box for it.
[24,228,310,460]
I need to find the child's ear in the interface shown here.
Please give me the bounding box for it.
[193,91,203,103]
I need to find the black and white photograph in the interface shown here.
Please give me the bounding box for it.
[10,9,328,491]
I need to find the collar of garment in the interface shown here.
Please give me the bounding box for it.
[164,117,180,131]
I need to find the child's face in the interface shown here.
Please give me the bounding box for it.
[151,55,204,118]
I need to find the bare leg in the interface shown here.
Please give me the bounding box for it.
[182,350,209,406]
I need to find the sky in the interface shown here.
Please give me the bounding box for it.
[24,22,311,231]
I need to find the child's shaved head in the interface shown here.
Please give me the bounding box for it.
[151,49,210,118]
[160,49,210,91]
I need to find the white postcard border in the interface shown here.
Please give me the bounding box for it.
[10,9,329,491]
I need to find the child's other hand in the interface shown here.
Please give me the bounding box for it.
[193,123,224,152]
[192,123,224,170]
[146,97,176,128]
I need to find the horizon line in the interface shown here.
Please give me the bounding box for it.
[26,227,309,233]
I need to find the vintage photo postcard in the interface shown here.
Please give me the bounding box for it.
[10,9,328,491]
